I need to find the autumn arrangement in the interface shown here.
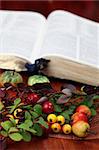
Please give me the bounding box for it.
[0,69,99,146]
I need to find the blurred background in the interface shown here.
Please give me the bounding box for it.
[0,0,99,22]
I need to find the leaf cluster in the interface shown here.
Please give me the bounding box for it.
[0,98,48,142]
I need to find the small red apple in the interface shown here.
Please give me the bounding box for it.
[76,105,91,117]
[27,93,40,104]
[71,112,88,125]
[42,101,54,114]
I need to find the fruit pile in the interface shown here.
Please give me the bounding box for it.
[47,114,72,134]
[0,71,99,142]
[46,104,93,137]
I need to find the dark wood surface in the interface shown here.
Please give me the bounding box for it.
[0,1,99,149]
[0,0,99,22]
[7,138,99,150]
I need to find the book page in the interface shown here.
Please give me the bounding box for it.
[40,10,99,68]
[0,10,46,62]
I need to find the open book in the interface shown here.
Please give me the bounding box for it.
[0,10,99,86]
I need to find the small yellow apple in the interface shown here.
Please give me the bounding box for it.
[56,115,65,125]
[62,124,72,134]
[47,114,57,123]
[51,123,61,133]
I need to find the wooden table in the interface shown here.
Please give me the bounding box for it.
[7,137,99,150]
[0,0,99,22]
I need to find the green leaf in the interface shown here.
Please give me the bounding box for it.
[27,128,37,134]
[91,108,97,116]
[18,123,28,130]
[67,109,74,115]
[25,111,31,120]
[61,111,70,121]
[11,72,23,84]
[33,104,42,115]
[69,105,76,110]
[30,111,39,119]
[0,71,23,85]
[9,105,16,114]
[17,123,28,130]
[24,120,33,127]
[22,105,32,110]
[14,98,21,106]
[37,117,48,129]
[9,98,22,114]
[21,131,31,142]
[0,71,11,83]
[7,106,13,109]
[8,127,19,133]
[82,100,93,108]
[0,130,8,137]
[54,105,62,112]
[68,105,76,115]
[9,133,23,141]
[33,124,43,136]
[92,95,99,100]
[1,121,13,131]
[87,100,93,107]
[18,123,36,134]
[9,118,17,126]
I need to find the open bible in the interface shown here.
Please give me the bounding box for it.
[0,10,99,86]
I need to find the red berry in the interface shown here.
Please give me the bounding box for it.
[42,101,54,114]
[27,93,40,104]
